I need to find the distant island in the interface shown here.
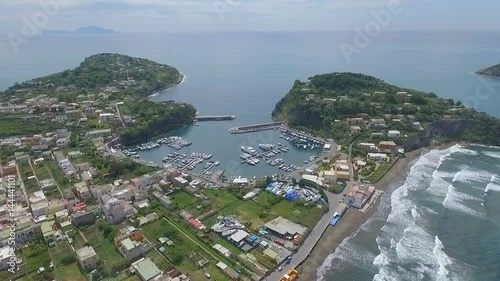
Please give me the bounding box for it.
[0,53,195,145]
[272,72,500,149]
[46,26,116,35]
[476,63,500,78]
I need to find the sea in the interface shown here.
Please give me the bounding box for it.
[1,31,500,280]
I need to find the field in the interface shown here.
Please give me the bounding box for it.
[49,241,86,281]
[83,224,121,262]
[21,241,56,281]
[204,189,239,209]
[171,191,198,208]
[31,164,51,180]
[145,250,171,270]
[364,159,396,182]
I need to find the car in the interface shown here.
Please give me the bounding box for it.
[278,267,283,272]
[204,272,211,278]
[286,259,291,265]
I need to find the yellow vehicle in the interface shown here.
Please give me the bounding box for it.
[280,269,299,281]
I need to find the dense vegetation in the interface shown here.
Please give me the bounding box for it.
[272,72,500,148]
[119,100,196,145]
[476,63,500,78]
[0,53,196,143]
[3,53,182,100]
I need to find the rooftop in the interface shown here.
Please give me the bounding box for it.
[132,258,162,281]
[76,246,97,260]
[265,216,307,236]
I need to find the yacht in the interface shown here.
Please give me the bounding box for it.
[241,146,257,155]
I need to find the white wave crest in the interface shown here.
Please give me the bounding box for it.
[452,167,493,184]
[449,144,479,156]
[442,184,485,218]
[433,236,452,281]
[482,150,500,160]
[484,175,500,193]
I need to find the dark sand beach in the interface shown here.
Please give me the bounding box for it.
[297,149,426,280]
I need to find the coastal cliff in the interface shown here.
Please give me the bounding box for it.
[476,63,500,78]
[272,72,500,148]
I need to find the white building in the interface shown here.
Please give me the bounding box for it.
[100,195,126,224]
[368,153,389,162]
[0,245,15,271]
[98,113,115,123]
[76,246,98,271]
[387,130,401,138]
[359,142,378,151]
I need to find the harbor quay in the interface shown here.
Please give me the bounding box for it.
[194,114,237,121]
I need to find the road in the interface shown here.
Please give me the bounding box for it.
[264,188,349,281]
[265,142,353,281]
[114,102,126,128]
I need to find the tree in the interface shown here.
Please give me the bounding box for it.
[61,253,77,265]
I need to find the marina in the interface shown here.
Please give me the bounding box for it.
[128,124,323,178]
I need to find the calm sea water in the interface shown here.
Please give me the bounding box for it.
[1,32,500,279]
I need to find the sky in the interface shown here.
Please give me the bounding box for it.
[0,0,499,34]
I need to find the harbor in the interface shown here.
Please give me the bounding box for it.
[194,114,237,121]
[122,122,323,178]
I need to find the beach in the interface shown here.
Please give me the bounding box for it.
[297,149,426,281]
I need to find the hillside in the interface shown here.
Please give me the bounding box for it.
[3,53,182,101]
[476,63,500,78]
[0,54,195,143]
[272,72,500,148]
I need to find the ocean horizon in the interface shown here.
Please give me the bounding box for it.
[1,31,500,280]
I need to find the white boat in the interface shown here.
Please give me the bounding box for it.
[240,153,252,160]
[241,146,258,155]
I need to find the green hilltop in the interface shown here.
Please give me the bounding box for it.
[272,72,500,149]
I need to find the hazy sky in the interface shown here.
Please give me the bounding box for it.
[0,0,498,34]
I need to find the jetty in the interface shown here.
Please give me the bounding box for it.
[194,115,236,121]
[228,122,282,134]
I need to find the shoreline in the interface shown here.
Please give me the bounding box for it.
[149,72,186,97]
[297,148,426,281]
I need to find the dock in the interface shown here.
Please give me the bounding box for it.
[228,122,282,134]
[194,115,236,121]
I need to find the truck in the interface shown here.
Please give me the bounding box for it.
[280,269,298,281]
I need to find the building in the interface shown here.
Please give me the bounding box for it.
[73,182,92,201]
[172,177,188,187]
[378,141,397,152]
[76,246,98,271]
[55,209,72,231]
[118,238,152,260]
[320,169,337,184]
[359,142,378,152]
[0,245,15,271]
[71,210,96,226]
[346,183,375,208]
[100,195,126,224]
[85,129,112,139]
[345,117,364,126]
[370,119,386,128]
[131,257,162,281]
[368,153,389,162]
[387,130,401,138]
[350,126,361,135]
[213,244,232,258]
[98,113,115,123]
[41,221,55,246]
[152,192,174,209]
[131,173,160,190]
[264,217,307,239]
[229,229,249,246]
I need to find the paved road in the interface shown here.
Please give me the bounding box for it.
[264,188,349,281]
[264,142,353,281]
